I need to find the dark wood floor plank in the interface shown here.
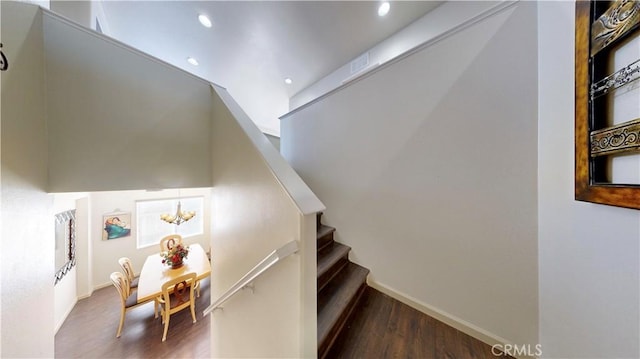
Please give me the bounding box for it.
[329,287,511,359]
[459,329,500,359]
[435,319,462,359]
[365,289,395,358]
[55,278,211,358]
[318,262,369,346]
[381,297,408,358]
[58,277,512,359]
[397,300,437,359]
[327,286,393,358]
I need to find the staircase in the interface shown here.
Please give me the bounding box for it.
[317,213,370,359]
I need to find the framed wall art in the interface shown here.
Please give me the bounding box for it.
[575,0,640,209]
[102,212,132,240]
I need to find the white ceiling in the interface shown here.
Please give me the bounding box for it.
[100,1,442,135]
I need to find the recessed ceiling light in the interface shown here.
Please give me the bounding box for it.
[378,2,390,17]
[284,78,293,85]
[187,57,199,66]
[198,14,212,28]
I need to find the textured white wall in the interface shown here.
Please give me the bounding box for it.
[210,86,318,358]
[289,1,506,111]
[54,268,76,333]
[42,11,213,192]
[75,197,92,297]
[2,2,319,357]
[283,2,538,348]
[49,0,91,27]
[1,2,54,357]
[538,2,640,358]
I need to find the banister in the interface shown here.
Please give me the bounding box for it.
[203,240,299,316]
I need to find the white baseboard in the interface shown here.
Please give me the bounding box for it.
[367,280,529,358]
[77,281,111,300]
[54,298,78,335]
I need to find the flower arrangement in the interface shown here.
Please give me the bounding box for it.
[161,243,189,268]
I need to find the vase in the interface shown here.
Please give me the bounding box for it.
[171,260,184,269]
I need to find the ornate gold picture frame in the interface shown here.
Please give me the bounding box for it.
[575,0,640,209]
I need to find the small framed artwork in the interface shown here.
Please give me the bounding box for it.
[103,212,132,240]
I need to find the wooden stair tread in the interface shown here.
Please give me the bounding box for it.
[317,242,350,280]
[318,262,369,347]
[316,212,371,358]
[317,224,336,251]
[317,224,335,238]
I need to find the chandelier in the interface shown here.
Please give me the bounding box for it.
[160,201,195,225]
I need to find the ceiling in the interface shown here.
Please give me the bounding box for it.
[100,1,442,135]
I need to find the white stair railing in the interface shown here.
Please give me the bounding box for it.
[203,240,299,316]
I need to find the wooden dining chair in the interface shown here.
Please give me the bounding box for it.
[159,236,201,297]
[159,234,183,252]
[118,257,139,289]
[110,272,158,338]
[157,272,197,342]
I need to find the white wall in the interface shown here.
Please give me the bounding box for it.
[0,2,54,357]
[89,188,211,289]
[282,1,538,348]
[50,0,91,28]
[49,0,111,34]
[210,85,319,358]
[17,0,50,9]
[42,10,213,192]
[538,2,640,358]
[75,197,92,298]
[54,268,77,333]
[290,1,508,111]
[2,2,321,357]
[38,6,216,332]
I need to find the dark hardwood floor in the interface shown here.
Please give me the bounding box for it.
[328,287,511,359]
[57,277,510,359]
[55,278,211,358]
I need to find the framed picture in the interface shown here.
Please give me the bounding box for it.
[575,0,640,209]
[102,212,132,240]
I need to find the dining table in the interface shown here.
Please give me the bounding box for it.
[137,243,211,303]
